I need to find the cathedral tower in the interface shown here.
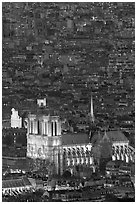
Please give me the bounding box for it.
[27,114,63,175]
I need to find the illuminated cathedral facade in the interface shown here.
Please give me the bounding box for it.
[27,113,94,175]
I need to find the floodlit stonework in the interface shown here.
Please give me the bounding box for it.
[11,108,22,128]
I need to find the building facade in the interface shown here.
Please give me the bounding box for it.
[27,114,62,174]
[27,113,135,175]
[37,98,47,107]
[91,131,135,164]
[11,108,22,128]
[27,113,94,175]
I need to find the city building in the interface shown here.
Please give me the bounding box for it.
[27,112,135,175]
[27,113,62,174]
[26,91,135,175]
[37,98,47,107]
[11,108,22,128]
[91,131,135,163]
[27,112,94,175]
[2,177,33,195]
[10,108,28,129]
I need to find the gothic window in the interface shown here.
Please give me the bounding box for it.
[125,148,127,154]
[51,121,54,136]
[67,149,71,157]
[86,149,89,156]
[38,120,40,134]
[81,147,85,157]
[71,159,74,166]
[116,146,119,154]
[55,121,57,136]
[63,149,66,157]
[30,120,33,134]
[121,146,123,154]
[39,120,43,135]
[44,122,47,135]
[72,148,76,157]
[77,148,81,156]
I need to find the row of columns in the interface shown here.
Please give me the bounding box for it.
[112,144,132,163]
[63,146,92,157]
[112,153,129,163]
[66,157,93,166]
[28,119,61,136]
[112,145,128,155]
[128,145,135,162]
[63,145,93,167]
[2,186,30,196]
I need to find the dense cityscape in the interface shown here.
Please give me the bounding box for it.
[2,2,135,202]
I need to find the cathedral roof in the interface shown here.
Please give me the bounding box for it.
[2,177,32,189]
[91,131,128,146]
[106,131,128,142]
[62,132,90,145]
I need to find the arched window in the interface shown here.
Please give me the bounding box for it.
[86,149,89,156]
[37,120,40,134]
[121,146,123,154]
[112,146,115,155]
[63,149,66,156]
[51,121,54,136]
[44,122,47,135]
[116,146,119,154]
[55,121,57,136]
[72,148,76,157]
[81,147,85,157]
[125,147,127,154]
[77,148,81,156]
[67,149,71,157]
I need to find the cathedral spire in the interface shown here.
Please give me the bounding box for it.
[90,94,95,123]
